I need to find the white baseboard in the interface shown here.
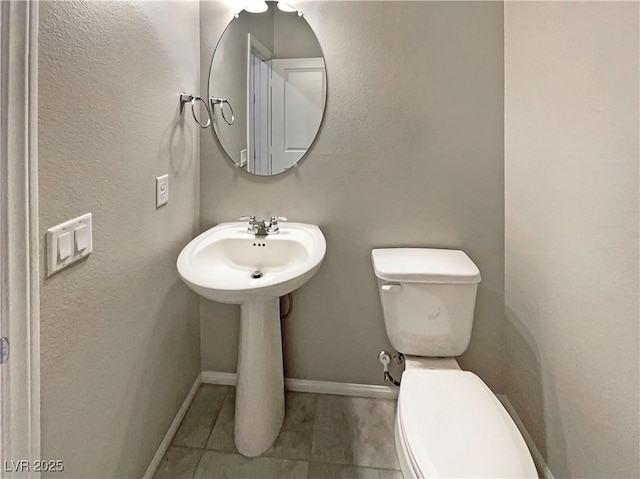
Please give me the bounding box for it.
[200,370,237,386]
[201,370,399,399]
[497,394,555,479]
[285,377,398,399]
[142,374,202,479]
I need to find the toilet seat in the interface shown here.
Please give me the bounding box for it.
[396,369,538,478]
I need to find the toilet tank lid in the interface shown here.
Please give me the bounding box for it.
[371,248,481,284]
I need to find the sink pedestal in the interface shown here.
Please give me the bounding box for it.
[176,221,326,456]
[234,298,285,457]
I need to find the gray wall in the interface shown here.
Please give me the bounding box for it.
[273,8,323,59]
[505,2,639,477]
[38,1,201,477]
[200,1,506,390]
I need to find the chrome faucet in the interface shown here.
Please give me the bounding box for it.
[239,215,288,236]
[266,216,287,234]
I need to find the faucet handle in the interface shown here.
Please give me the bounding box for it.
[267,216,287,234]
[239,215,258,234]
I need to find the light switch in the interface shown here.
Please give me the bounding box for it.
[75,224,89,252]
[58,232,72,261]
[47,213,93,277]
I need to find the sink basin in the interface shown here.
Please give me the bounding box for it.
[176,221,326,458]
[177,222,326,304]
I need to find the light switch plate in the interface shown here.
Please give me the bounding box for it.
[156,174,169,208]
[46,213,93,277]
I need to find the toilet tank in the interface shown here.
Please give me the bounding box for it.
[371,248,481,357]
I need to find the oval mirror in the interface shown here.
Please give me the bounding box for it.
[208,1,327,176]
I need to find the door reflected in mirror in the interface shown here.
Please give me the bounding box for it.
[209,1,327,176]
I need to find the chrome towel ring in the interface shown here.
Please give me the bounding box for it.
[210,97,235,125]
[179,93,235,128]
[180,92,211,129]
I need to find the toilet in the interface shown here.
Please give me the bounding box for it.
[372,248,538,479]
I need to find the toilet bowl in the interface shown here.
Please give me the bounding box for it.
[372,249,537,478]
[395,357,537,478]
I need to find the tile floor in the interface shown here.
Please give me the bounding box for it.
[154,385,402,479]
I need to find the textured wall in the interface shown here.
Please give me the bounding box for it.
[505,2,639,477]
[200,1,506,389]
[38,1,201,477]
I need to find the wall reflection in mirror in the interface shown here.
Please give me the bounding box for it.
[209,1,327,176]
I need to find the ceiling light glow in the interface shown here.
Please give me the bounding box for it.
[244,0,268,13]
[277,1,297,13]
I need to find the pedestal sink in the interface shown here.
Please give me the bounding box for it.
[176,221,326,457]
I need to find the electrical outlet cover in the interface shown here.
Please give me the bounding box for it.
[156,174,169,207]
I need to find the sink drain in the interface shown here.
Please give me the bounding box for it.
[251,270,263,279]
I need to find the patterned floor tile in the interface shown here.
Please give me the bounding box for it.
[172,385,232,448]
[308,461,402,479]
[194,451,308,479]
[310,395,399,470]
[153,446,203,479]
